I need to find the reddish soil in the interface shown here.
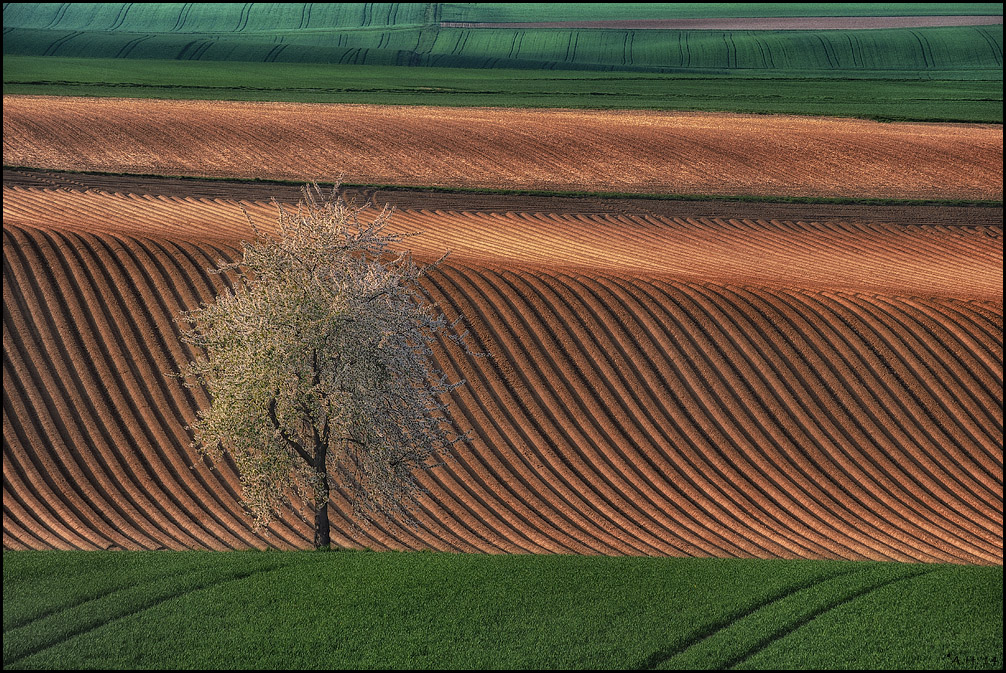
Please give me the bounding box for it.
[4,96,1002,201]
[440,16,1005,30]
[5,168,1003,227]
[4,187,1002,562]
[3,186,1002,299]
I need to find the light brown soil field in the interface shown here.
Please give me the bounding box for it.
[3,96,1002,201]
[3,186,1002,299]
[3,188,1002,563]
[440,16,1005,30]
[6,168,1004,227]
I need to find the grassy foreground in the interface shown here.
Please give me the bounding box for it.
[3,550,1001,670]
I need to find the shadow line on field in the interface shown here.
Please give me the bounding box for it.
[721,567,935,670]
[634,566,860,670]
[2,559,314,668]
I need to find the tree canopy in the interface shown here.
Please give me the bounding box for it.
[177,184,472,547]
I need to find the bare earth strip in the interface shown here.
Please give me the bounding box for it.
[3,188,1002,562]
[5,168,1004,227]
[3,187,1002,299]
[440,16,1005,30]
[4,96,1002,201]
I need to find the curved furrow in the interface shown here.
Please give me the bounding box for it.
[95,232,281,550]
[618,277,920,562]
[2,447,98,551]
[816,292,1002,529]
[132,236,322,550]
[4,227,179,550]
[795,289,997,506]
[656,281,986,564]
[421,268,631,555]
[758,289,1001,562]
[516,270,748,558]
[544,272,771,558]
[45,225,248,550]
[877,296,1003,424]
[631,279,925,562]
[896,296,1004,390]
[858,294,1003,460]
[557,271,841,559]
[18,225,215,548]
[751,286,1002,562]
[491,267,707,555]
[1,509,54,551]
[580,274,837,560]
[434,265,665,555]
[82,230,259,550]
[634,279,889,559]
[693,284,1000,563]
[699,283,970,562]
[725,286,1003,538]
[414,330,591,555]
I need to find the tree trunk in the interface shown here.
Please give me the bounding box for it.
[314,444,331,550]
[314,496,330,550]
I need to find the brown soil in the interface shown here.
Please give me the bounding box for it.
[4,96,1002,201]
[4,187,1002,562]
[440,16,1004,30]
[5,168,1003,227]
[4,186,1002,299]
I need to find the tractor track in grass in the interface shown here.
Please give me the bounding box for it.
[3,559,306,668]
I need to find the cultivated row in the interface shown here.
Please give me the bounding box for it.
[3,214,1001,562]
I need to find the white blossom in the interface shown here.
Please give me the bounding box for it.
[176,184,473,547]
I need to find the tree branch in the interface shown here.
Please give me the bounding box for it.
[267,396,313,464]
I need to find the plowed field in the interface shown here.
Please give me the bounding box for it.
[4,96,1002,201]
[4,186,1002,563]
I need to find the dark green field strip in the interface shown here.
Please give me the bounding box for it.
[5,25,1001,73]
[1,3,431,32]
[441,4,1004,22]
[1,550,251,631]
[3,551,1001,670]
[5,56,1001,122]
[5,3,1000,33]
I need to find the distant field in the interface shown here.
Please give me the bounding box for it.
[5,56,1001,122]
[5,96,1001,200]
[3,551,1002,670]
[441,3,1004,21]
[4,3,1001,121]
[5,24,1001,73]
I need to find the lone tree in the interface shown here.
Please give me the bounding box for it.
[177,184,472,549]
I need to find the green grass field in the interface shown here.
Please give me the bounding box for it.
[3,551,1001,670]
[4,3,1001,121]
[441,3,1003,22]
[4,57,1001,123]
[5,24,1001,73]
